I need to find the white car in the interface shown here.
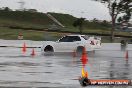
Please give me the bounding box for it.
[41,35,101,54]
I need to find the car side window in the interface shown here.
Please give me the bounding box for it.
[72,36,81,41]
[59,36,69,42]
[66,37,73,42]
[59,36,81,42]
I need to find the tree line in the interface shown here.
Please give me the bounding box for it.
[73,0,132,42]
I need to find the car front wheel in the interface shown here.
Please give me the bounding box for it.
[44,45,54,55]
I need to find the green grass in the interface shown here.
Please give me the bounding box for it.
[0,18,49,29]
[0,27,131,43]
[0,10,131,42]
[0,10,112,31]
[0,27,64,41]
[0,27,44,40]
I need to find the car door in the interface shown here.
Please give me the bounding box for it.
[66,36,82,52]
[54,36,81,52]
[54,36,70,52]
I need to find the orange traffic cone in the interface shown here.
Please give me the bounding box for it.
[18,33,23,40]
[125,50,128,59]
[82,47,88,59]
[31,48,35,56]
[22,42,26,53]
[81,47,88,67]
[81,67,88,78]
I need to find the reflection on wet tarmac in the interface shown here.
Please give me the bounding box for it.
[0,41,131,87]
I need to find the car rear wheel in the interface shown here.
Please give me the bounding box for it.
[76,46,84,55]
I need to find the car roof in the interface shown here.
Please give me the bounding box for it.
[66,34,85,36]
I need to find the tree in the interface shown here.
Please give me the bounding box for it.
[94,0,132,42]
[73,18,85,34]
[3,7,12,11]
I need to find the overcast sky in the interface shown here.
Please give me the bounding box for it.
[0,0,111,20]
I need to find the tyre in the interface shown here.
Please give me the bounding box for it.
[44,45,54,55]
[76,46,84,55]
